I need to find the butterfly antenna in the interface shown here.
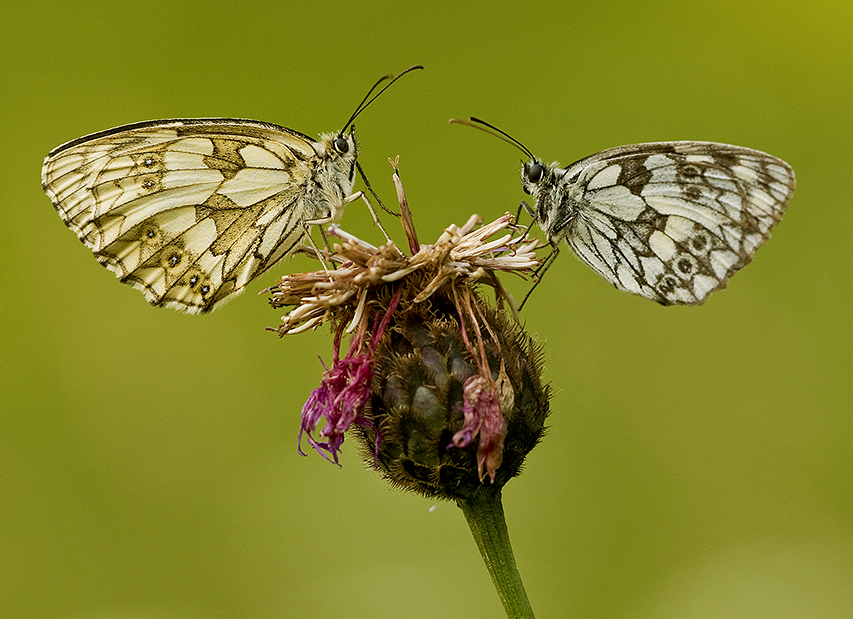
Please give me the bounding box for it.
[449,117,536,160]
[341,65,424,133]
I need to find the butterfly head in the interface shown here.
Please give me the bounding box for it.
[312,127,361,213]
[521,158,550,195]
[316,126,360,163]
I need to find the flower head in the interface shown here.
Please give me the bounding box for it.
[268,159,550,497]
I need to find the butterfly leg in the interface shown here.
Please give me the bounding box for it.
[519,244,560,310]
[344,190,393,244]
[299,219,335,276]
[512,200,535,244]
[356,161,399,217]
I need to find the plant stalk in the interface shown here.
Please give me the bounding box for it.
[457,486,536,618]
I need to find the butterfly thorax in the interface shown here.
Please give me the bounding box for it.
[307,131,360,222]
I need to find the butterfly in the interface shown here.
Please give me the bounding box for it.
[452,118,796,305]
[42,65,422,314]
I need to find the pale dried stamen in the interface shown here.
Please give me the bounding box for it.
[267,200,546,336]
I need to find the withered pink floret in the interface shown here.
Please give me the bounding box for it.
[452,375,506,482]
[298,289,402,464]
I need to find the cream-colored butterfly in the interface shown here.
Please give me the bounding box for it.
[453,118,795,306]
[42,66,422,313]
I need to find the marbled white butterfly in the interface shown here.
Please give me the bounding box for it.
[42,66,422,313]
[452,118,795,305]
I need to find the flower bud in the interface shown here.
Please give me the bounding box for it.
[354,290,550,501]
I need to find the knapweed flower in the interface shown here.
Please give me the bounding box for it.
[359,289,549,500]
[267,161,550,499]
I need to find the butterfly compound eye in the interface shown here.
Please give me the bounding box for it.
[334,136,349,154]
[527,163,544,183]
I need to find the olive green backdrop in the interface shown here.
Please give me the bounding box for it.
[2,1,851,617]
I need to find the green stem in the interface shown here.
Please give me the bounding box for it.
[457,486,536,618]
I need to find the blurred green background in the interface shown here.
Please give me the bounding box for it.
[2,0,851,617]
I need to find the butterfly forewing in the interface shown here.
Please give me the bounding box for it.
[554,141,795,304]
[43,118,346,313]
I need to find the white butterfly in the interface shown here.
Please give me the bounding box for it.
[42,66,422,314]
[453,118,796,305]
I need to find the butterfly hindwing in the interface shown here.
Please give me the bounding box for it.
[547,141,795,304]
[43,118,352,313]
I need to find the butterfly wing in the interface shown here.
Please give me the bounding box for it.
[559,141,795,304]
[42,118,322,313]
